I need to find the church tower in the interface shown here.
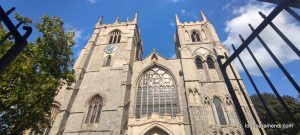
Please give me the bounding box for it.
[174,12,264,135]
[47,13,143,135]
[30,11,265,135]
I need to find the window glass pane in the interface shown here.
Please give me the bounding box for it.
[135,105,140,118]
[95,106,102,123]
[85,106,92,123]
[90,105,97,123]
[214,98,227,125]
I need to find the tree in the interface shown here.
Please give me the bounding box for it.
[0,14,75,134]
[251,93,300,135]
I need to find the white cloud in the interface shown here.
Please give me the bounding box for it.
[223,2,300,76]
[171,0,179,3]
[169,22,175,27]
[65,24,83,47]
[180,9,197,19]
[180,9,186,15]
[87,0,101,4]
[171,54,176,58]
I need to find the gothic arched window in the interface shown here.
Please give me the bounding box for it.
[104,55,111,66]
[207,57,215,69]
[213,97,227,125]
[195,57,203,69]
[191,31,201,42]
[109,30,121,44]
[135,66,178,118]
[85,95,103,124]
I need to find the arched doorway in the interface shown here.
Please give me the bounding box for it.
[144,127,170,135]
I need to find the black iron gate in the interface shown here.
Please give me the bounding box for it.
[0,6,32,74]
[217,0,300,135]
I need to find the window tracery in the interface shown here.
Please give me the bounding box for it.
[85,95,103,124]
[109,30,121,44]
[225,95,233,105]
[135,66,178,118]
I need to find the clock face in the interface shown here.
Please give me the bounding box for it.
[104,44,117,54]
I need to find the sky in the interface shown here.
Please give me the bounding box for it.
[1,0,300,97]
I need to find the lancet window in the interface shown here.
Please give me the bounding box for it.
[109,30,121,44]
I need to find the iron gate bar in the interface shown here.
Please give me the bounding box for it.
[239,35,300,129]
[248,24,300,94]
[259,11,300,58]
[0,7,15,22]
[285,7,300,22]
[0,6,23,40]
[0,21,24,45]
[224,53,265,135]
[217,56,253,135]
[223,0,292,68]
[0,6,32,73]
[232,44,282,135]
[258,0,300,9]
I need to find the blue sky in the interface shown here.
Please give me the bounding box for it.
[1,0,300,97]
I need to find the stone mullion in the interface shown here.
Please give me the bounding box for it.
[170,78,174,116]
[112,33,116,44]
[163,77,167,114]
[146,73,149,116]
[157,74,161,115]
[151,77,154,115]
[140,76,144,117]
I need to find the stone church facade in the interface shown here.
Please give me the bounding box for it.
[27,12,264,135]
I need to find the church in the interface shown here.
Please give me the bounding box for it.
[32,12,264,135]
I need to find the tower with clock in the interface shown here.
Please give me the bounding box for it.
[32,12,265,135]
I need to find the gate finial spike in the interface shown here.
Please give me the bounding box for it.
[200,11,207,22]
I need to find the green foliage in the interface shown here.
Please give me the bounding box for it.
[251,93,300,135]
[0,14,75,134]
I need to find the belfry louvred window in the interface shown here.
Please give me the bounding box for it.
[195,57,203,69]
[85,95,102,124]
[191,31,201,42]
[207,57,215,69]
[135,66,179,118]
[109,30,121,44]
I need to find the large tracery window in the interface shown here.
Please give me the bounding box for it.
[135,66,179,118]
[109,30,121,44]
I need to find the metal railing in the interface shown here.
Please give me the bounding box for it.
[217,0,300,134]
[0,6,32,74]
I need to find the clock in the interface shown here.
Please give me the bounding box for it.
[104,44,117,54]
